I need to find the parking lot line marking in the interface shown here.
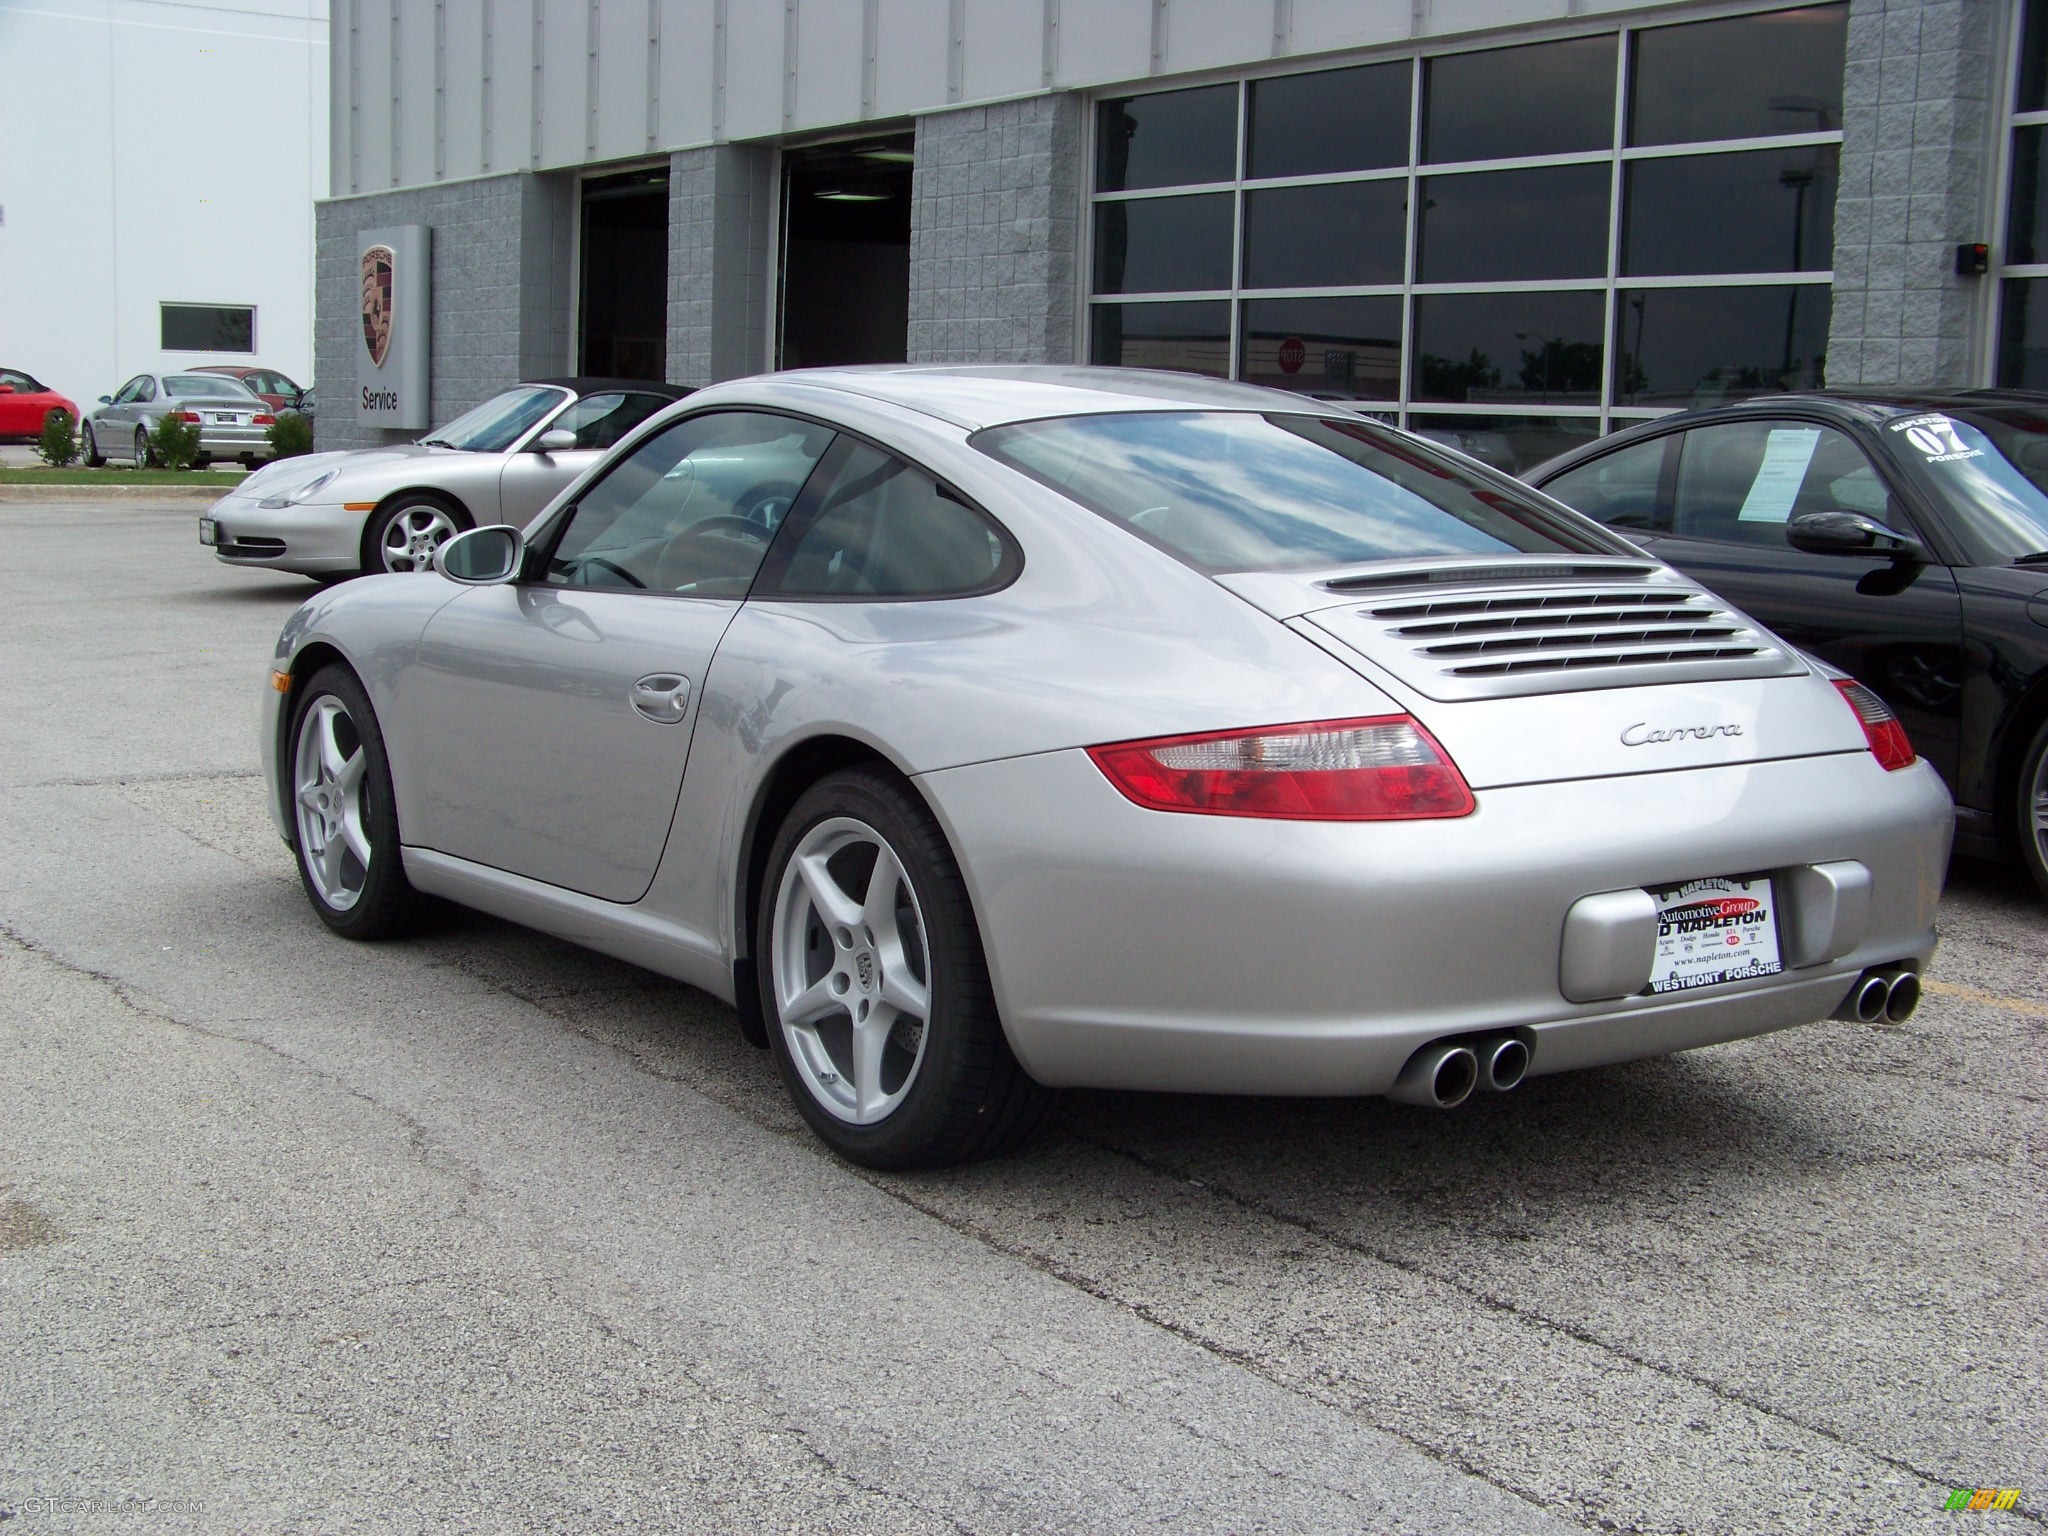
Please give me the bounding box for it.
[1922,977,2048,1020]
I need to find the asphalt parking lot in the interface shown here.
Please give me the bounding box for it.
[1,497,2040,1535]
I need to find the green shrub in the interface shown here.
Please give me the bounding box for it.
[149,411,201,471]
[266,410,314,459]
[34,409,79,467]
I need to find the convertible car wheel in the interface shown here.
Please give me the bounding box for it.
[2020,720,2048,901]
[370,497,466,574]
[288,666,426,939]
[759,769,1051,1169]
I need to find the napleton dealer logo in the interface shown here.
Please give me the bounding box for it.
[1945,1488,2021,1510]
[360,244,395,367]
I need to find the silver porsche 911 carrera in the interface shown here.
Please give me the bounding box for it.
[259,366,1953,1167]
[204,378,688,579]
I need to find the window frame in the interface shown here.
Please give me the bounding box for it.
[1083,4,1846,447]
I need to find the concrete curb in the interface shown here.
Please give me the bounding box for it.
[0,484,231,502]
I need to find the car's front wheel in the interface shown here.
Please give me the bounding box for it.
[757,768,1051,1169]
[288,665,427,939]
[366,495,468,574]
[2018,719,2048,901]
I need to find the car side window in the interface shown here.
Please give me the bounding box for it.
[1670,421,1902,549]
[0,370,31,391]
[545,411,834,596]
[112,376,145,404]
[548,391,669,451]
[757,441,1017,599]
[136,377,157,403]
[1539,436,1673,531]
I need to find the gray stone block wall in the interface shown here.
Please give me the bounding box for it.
[669,145,774,387]
[1827,0,2001,387]
[313,171,574,452]
[908,95,1083,365]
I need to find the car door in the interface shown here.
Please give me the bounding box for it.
[407,409,835,901]
[494,392,674,528]
[99,375,144,441]
[1645,417,1964,786]
[0,370,34,436]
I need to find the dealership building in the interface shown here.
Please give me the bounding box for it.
[318,0,2039,470]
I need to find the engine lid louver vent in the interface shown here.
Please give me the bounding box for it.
[1307,574,1803,701]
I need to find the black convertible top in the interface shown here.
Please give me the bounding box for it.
[530,377,693,400]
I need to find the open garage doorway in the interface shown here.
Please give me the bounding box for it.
[777,135,913,368]
[579,167,669,380]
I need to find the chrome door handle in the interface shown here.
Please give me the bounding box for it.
[629,673,691,724]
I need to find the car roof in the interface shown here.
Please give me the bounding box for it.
[190,364,259,376]
[751,364,1351,431]
[528,377,693,400]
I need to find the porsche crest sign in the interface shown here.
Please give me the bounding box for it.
[355,225,430,428]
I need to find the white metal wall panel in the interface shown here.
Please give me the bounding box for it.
[794,1,866,131]
[871,0,950,120]
[1281,0,1415,57]
[1048,0,1150,90]
[595,0,654,158]
[720,0,787,143]
[443,0,486,182]
[486,0,535,171]
[535,0,588,168]
[656,0,718,147]
[1157,0,1272,77]
[1418,0,1588,37]
[396,1,438,186]
[961,0,1043,104]
[352,0,394,188]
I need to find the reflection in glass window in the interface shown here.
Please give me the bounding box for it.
[763,444,1013,598]
[1889,407,2048,564]
[1092,193,1234,294]
[1670,421,1892,547]
[1097,86,1238,192]
[974,412,1613,574]
[1090,301,1230,376]
[1411,292,1606,407]
[1538,434,1674,527]
[1423,35,1616,164]
[1613,285,1831,407]
[1240,296,1402,401]
[1625,147,1837,276]
[546,413,834,595]
[1243,181,1406,289]
[1247,63,1410,179]
[1999,278,2048,389]
[1418,165,1609,282]
[1407,415,1608,476]
[2008,127,2048,265]
[2021,0,2048,114]
[1629,5,1846,146]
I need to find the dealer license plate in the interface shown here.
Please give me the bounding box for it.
[211,412,236,424]
[1646,875,1782,994]
[198,516,217,546]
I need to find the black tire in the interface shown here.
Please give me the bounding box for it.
[2018,718,2048,901]
[756,768,1052,1169]
[286,665,429,940]
[134,427,157,468]
[362,493,470,575]
[81,422,106,468]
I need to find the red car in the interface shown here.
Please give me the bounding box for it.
[191,365,305,414]
[0,369,80,442]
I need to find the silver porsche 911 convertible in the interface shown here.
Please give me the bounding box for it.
[204,378,688,579]
[259,366,1953,1167]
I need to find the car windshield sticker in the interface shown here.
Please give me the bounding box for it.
[1736,428,1822,523]
[1647,876,1783,994]
[1888,412,1984,464]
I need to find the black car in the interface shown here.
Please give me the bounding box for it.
[1528,390,2048,898]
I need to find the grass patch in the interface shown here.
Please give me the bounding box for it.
[0,466,250,487]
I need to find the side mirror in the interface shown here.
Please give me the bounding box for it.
[1786,510,1927,563]
[0,385,14,395]
[434,524,525,586]
[532,428,577,454]
[99,395,113,404]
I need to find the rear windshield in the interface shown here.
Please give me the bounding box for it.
[1884,407,2048,565]
[167,375,260,401]
[972,411,1617,573]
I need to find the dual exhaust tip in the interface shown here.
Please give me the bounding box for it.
[1389,1031,1531,1110]
[1838,965,1921,1025]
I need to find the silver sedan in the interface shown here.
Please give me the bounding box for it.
[202,378,686,579]
[85,372,277,468]
[257,366,1953,1168]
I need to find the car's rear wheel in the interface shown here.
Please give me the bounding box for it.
[288,665,427,939]
[757,768,1051,1169]
[81,421,105,467]
[2018,719,2048,901]
[134,427,156,468]
[367,495,467,574]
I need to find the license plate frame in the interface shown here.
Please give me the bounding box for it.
[1645,874,1782,995]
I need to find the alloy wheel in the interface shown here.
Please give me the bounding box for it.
[380,504,459,572]
[770,816,933,1125]
[2033,750,2048,872]
[293,695,372,910]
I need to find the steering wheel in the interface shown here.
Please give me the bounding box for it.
[564,555,646,588]
[671,515,774,550]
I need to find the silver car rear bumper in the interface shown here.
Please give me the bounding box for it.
[919,747,1953,1095]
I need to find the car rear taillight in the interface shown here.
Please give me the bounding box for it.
[1834,679,1916,771]
[169,410,201,424]
[1088,716,1476,821]
[253,413,276,425]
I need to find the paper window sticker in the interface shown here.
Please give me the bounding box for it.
[1736,428,1821,523]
